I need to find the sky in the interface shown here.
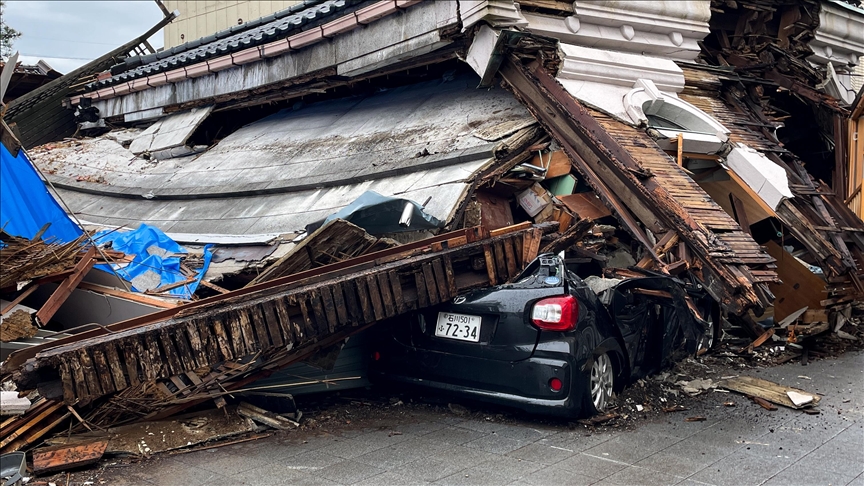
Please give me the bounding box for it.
[3,1,165,74]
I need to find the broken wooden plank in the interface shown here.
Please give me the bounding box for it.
[209,316,235,361]
[247,305,273,350]
[365,275,386,321]
[749,328,774,349]
[422,262,440,305]
[720,376,820,409]
[260,301,285,348]
[483,244,498,286]
[32,440,108,474]
[431,259,451,302]
[101,343,128,392]
[0,401,64,449]
[330,282,349,325]
[493,240,509,281]
[35,247,97,326]
[198,279,230,294]
[320,285,339,333]
[376,272,396,318]
[237,402,298,430]
[236,308,261,354]
[751,396,778,411]
[76,282,181,308]
[158,328,185,377]
[307,291,329,335]
[388,271,406,314]
[272,297,297,342]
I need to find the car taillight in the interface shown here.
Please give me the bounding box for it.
[531,295,578,331]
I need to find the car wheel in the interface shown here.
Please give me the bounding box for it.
[698,304,720,352]
[589,352,615,413]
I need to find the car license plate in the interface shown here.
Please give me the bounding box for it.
[435,312,481,342]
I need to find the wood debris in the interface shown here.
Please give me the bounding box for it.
[720,376,820,409]
[0,231,88,290]
[2,223,551,426]
[31,439,108,475]
[237,402,298,430]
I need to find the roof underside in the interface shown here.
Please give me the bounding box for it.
[32,73,534,235]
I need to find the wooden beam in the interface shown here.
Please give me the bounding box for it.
[730,194,751,235]
[1,285,39,315]
[76,282,181,309]
[32,440,108,474]
[35,247,97,326]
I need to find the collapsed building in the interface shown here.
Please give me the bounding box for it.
[2,0,864,464]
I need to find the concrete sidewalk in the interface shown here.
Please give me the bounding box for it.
[89,350,863,486]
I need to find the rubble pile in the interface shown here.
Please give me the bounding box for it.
[2,0,864,480]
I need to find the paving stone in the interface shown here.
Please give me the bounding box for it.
[434,456,543,485]
[354,439,439,470]
[228,460,325,486]
[174,447,275,476]
[464,434,529,454]
[353,427,416,445]
[317,436,391,459]
[520,465,596,485]
[761,462,857,486]
[686,448,796,486]
[739,429,820,458]
[540,430,614,453]
[593,465,684,485]
[317,459,385,484]
[848,472,864,486]
[268,470,341,485]
[281,449,346,470]
[436,415,472,426]
[833,424,864,446]
[492,424,555,442]
[390,445,497,482]
[422,426,491,446]
[354,471,431,485]
[671,427,754,453]
[557,452,628,479]
[795,438,864,479]
[505,442,577,465]
[633,441,732,478]
[634,420,716,439]
[581,432,680,465]
[280,432,339,451]
[397,420,449,436]
[453,419,509,434]
[145,458,228,486]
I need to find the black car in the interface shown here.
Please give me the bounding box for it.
[369,254,715,417]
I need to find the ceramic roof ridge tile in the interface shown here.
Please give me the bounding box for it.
[87,0,359,92]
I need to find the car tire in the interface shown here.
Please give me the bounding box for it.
[698,303,721,352]
[586,352,615,414]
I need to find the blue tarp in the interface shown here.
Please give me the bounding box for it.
[0,143,82,242]
[93,224,213,299]
[318,191,443,235]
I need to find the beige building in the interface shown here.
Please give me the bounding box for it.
[163,1,299,49]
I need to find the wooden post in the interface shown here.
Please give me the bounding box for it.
[677,133,684,166]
